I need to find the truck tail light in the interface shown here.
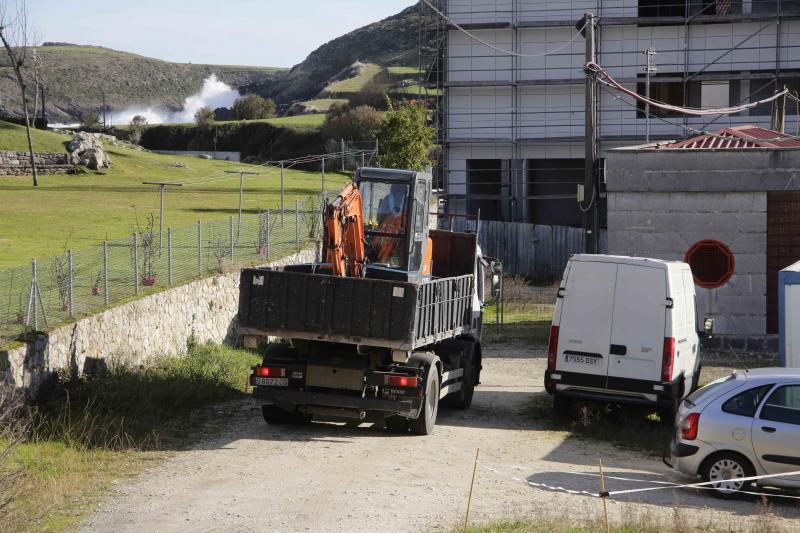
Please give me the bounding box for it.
[385,375,418,388]
[253,366,286,378]
[680,412,700,441]
[547,326,560,370]
[661,337,675,382]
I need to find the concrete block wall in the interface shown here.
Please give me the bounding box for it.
[0,151,71,176]
[0,249,315,396]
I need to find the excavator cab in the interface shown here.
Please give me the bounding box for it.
[356,168,432,277]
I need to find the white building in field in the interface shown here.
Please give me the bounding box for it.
[425,0,800,226]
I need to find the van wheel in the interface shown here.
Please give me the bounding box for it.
[409,366,440,436]
[700,452,755,498]
[553,394,572,419]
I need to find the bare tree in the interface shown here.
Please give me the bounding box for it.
[0,0,39,186]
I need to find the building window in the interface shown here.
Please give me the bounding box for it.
[467,159,503,221]
[701,81,730,109]
[638,1,735,17]
[750,77,800,117]
[526,159,585,228]
[685,240,735,289]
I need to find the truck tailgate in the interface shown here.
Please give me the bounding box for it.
[238,269,473,350]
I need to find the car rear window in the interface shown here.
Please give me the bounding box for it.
[684,374,736,407]
[722,385,774,417]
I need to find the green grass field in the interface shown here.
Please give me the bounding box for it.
[298,98,349,112]
[0,120,347,268]
[323,63,383,94]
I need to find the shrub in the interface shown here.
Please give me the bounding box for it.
[232,94,276,120]
[321,105,382,143]
[194,106,214,127]
[377,101,434,171]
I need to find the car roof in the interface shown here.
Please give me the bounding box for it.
[570,254,686,270]
[740,367,800,381]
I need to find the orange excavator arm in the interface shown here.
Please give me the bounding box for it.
[325,182,366,277]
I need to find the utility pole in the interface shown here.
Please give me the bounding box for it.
[280,161,285,227]
[644,48,657,144]
[772,85,787,133]
[102,92,107,131]
[224,170,259,240]
[142,181,183,254]
[583,12,599,254]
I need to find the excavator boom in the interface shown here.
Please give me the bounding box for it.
[325,182,366,277]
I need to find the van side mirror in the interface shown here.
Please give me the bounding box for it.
[491,274,501,299]
[701,317,714,338]
[490,261,503,299]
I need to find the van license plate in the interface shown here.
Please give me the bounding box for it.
[253,377,289,387]
[564,354,599,365]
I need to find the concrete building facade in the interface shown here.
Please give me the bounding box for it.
[606,138,800,352]
[424,0,800,226]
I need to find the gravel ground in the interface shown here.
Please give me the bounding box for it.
[80,344,800,532]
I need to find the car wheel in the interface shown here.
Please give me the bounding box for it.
[700,452,754,498]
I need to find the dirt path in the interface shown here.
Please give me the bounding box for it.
[81,345,799,532]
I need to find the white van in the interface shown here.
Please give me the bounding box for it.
[544,255,713,418]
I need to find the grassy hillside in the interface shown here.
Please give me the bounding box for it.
[0,44,284,123]
[255,3,422,105]
[0,121,348,268]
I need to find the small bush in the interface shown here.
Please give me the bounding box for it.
[232,94,276,120]
[321,105,382,143]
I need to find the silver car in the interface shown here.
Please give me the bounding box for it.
[669,368,800,497]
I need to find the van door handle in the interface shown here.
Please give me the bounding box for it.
[610,344,627,356]
[761,427,777,433]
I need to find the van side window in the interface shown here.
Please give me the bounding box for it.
[760,385,800,426]
[721,385,773,417]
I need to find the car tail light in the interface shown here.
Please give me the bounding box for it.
[385,375,418,388]
[253,366,286,378]
[680,412,700,440]
[547,326,560,370]
[661,337,675,382]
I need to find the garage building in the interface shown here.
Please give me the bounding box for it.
[606,126,800,353]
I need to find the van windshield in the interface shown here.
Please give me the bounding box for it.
[684,374,736,407]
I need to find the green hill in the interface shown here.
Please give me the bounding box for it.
[0,120,348,268]
[0,44,284,124]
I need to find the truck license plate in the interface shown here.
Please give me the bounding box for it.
[564,354,599,365]
[253,377,289,387]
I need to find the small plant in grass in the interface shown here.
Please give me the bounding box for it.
[132,213,158,286]
[256,212,277,256]
[209,234,230,274]
[301,192,327,240]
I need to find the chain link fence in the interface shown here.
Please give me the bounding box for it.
[483,275,558,346]
[0,207,320,348]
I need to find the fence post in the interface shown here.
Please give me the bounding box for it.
[197,220,202,276]
[341,138,345,172]
[103,241,109,306]
[167,227,173,286]
[31,259,38,330]
[133,233,139,295]
[321,157,325,193]
[295,199,300,248]
[67,249,73,317]
[280,162,285,227]
[266,209,271,260]
[229,215,234,261]
[361,151,365,168]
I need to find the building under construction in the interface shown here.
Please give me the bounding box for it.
[419,0,800,227]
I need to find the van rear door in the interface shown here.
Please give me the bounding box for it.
[557,261,617,375]
[607,264,667,384]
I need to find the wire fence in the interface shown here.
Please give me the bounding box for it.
[0,205,324,348]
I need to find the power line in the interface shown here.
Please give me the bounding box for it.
[420,0,587,59]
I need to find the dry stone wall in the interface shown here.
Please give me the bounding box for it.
[0,151,71,176]
[0,249,316,396]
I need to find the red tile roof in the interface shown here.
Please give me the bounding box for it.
[654,126,800,150]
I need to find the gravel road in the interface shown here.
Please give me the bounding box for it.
[81,345,799,532]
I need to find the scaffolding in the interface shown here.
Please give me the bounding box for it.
[418,0,800,225]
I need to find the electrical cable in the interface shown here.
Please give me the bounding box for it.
[420,0,588,59]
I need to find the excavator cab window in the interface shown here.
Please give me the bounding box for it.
[361,181,410,269]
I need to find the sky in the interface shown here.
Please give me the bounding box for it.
[13,0,416,67]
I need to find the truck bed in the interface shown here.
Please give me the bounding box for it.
[238,269,475,351]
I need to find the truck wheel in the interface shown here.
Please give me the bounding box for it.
[450,351,475,410]
[409,367,440,436]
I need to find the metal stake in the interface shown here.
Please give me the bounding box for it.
[103,241,109,306]
[280,162,285,227]
[230,215,235,261]
[321,157,325,193]
[644,47,657,144]
[266,209,271,259]
[224,170,259,241]
[197,220,202,276]
[167,227,173,286]
[143,181,182,254]
[133,233,139,295]
[295,200,300,248]
[67,249,73,316]
[341,138,345,172]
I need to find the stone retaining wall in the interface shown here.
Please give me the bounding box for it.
[0,248,316,396]
[0,151,71,176]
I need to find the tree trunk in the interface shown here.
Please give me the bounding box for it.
[0,30,39,187]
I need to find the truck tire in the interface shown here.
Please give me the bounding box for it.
[261,405,308,425]
[384,415,409,433]
[449,348,475,410]
[409,366,440,436]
